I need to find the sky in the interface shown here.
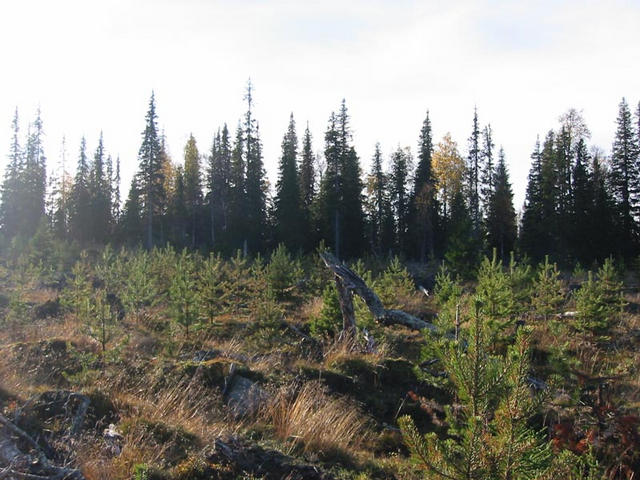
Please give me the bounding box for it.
[1,0,639,210]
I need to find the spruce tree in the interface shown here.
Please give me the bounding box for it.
[21,109,47,237]
[610,98,639,255]
[50,136,72,239]
[480,124,495,211]
[228,122,246,250]
[112,156,121,224]
[408,111,437,261]
[1,108,23,237]
[243,80,268,253]
[183,134,202,248]
[365,143,394,255]
[274,113,303,250]
[389,145,410,253]
[570,139,593,263]
[590,152,617,259]
[486,147,516,260]
[299,123,315,249]
[69,137,92,244]
[89,132,112,242]
[137,92,164,249]
[316,100,365,258]
[466,107,482,232]
[121,176,144,245]
[207,124,232,249]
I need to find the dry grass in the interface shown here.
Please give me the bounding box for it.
[261,381,369,456]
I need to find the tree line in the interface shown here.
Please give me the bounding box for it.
[2,83,640,268]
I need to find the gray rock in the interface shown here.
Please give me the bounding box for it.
[225,376,267,417]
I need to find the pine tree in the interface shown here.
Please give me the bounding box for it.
[609,98,639,255]
[137,92,165,249]
[275,113,303,250]
[408,111,437,261]
[486,147,516,260]
[183,134,202,248]
[399,304,551,479]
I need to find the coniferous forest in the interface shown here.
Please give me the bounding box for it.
[1,85,640,480]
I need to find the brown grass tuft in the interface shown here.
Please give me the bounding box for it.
[261,381,369,456]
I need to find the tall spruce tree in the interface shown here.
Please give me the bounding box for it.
[22,109,47,236]
[1,108,23,237]
[89,132,112,242]
[365,143,394,255]
[183,134,202,248]
[299,123,315,249]
[112,156,121,224]
[466,107,482,232]
[243,81,268,253]
[480,124,495,211]
[389,146,411,253]
[610,97,639,255]
[408,111,436,261]
[137,92,164,249]
[315,100,365,258]
[570,139,593,263]
[121,175,143,244]
[207,124,232,249]
[228,122,246,250]
[275,113,303,250]
[69,137,92,243]
[486,147,516,259]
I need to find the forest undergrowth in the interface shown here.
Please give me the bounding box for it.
[1,240,639,479]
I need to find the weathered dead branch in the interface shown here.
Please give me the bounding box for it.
[319,252,437,334]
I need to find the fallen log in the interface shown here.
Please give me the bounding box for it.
[319,252,437,334]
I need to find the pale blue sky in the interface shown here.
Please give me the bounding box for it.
[1,0,639,209]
